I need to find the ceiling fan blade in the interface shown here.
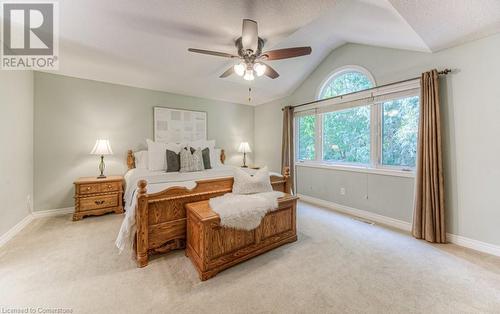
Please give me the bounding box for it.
[261,62,279,79]
[241,19,258,52]
[261,47,312,60]
[188,48,237,58]
[219,67,234,78]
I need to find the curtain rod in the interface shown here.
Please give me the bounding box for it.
[283,69,452,111]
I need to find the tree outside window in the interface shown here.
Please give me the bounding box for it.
[297,115,316,160]
[319,70,373,164]
[382,96,419,167]
[319,71,373,99]
[296,66,419,170]
[322,106,370,164]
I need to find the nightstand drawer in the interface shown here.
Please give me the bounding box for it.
[80,194,118,211]
[79,184,100,195]
[100,181,120,193]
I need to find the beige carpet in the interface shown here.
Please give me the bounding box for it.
[1,201,499,313]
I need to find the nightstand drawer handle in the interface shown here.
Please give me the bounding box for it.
[94,200,105,205]
[87,187,91,190]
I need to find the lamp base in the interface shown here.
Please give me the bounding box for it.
[97,155,106,179]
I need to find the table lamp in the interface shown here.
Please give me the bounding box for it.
[238,142,251,168]
[90,139,113,179]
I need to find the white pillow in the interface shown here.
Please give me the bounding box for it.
[189,139,218,168]
[134,150,148,169]
[232,167,273,195]
[190,139,215,150]
[213,148,224,167]
[146,139,182,171]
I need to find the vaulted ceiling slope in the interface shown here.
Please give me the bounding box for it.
[45,0,500,105]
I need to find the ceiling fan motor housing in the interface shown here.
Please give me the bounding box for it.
[236,37,265,59]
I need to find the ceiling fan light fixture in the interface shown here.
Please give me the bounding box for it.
[243,69,254,81]
[234,63,245,76]
[253,63,267,76]
[188,20,312,81]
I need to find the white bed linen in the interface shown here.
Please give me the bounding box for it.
[115,165,282,252]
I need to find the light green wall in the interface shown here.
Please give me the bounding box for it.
[254,33,500,246]
[296,166,415,222]
[254,96,289,172]
[34,72,254,211]
[0,71,33,237]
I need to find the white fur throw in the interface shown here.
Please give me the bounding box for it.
[232,166,273,195]
[209,191,285,230]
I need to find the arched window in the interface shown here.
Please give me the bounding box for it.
[297,64,420,170]
[316,66,375,164]
[318,66,375,100]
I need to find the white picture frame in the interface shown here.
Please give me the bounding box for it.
[153,107,207,143]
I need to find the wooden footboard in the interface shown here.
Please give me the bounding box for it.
[135,167,291,267]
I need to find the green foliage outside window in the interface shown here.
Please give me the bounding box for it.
[322,106,371,164]
[320,71,373,98]
[319,71,373,164]
[297,68,419,168]
[382,96,419,167]
[297,115,316,160]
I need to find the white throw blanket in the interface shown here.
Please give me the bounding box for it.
[208,191,285,230]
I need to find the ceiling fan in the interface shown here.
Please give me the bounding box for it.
[188,19,312,81]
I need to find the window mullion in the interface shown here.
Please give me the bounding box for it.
[370,104,379,168]
[376,103,382,168]
[315,112,322,162]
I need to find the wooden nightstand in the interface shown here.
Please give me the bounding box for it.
[73,176,124,221]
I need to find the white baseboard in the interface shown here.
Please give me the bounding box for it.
[32,207,74,218]
[0,214,34,247]
[446,233,500,257]
[298,193,500,257]
[0,207,74,248]
[297,194,412,232]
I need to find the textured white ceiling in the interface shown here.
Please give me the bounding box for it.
[36,0,500,105]
[389,0,500,51]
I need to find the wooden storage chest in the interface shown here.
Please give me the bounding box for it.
[185,194,298,280]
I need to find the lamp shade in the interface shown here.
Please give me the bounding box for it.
[90,139,113,155]
[238,142,252,153]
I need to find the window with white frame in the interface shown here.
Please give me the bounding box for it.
[380,96,419,168]
[296,66,420,171]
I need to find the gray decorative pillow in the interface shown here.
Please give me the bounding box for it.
[202,147,211,169]
[180,147,204,172]
[166,150,180,172]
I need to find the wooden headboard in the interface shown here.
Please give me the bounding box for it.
[127,149,226,170]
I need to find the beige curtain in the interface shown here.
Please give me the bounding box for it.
[412,69,446,243]
[281,106,294,193]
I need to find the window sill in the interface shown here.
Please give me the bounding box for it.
[295,162,415,178]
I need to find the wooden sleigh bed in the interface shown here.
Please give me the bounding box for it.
[126,149,291,268]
